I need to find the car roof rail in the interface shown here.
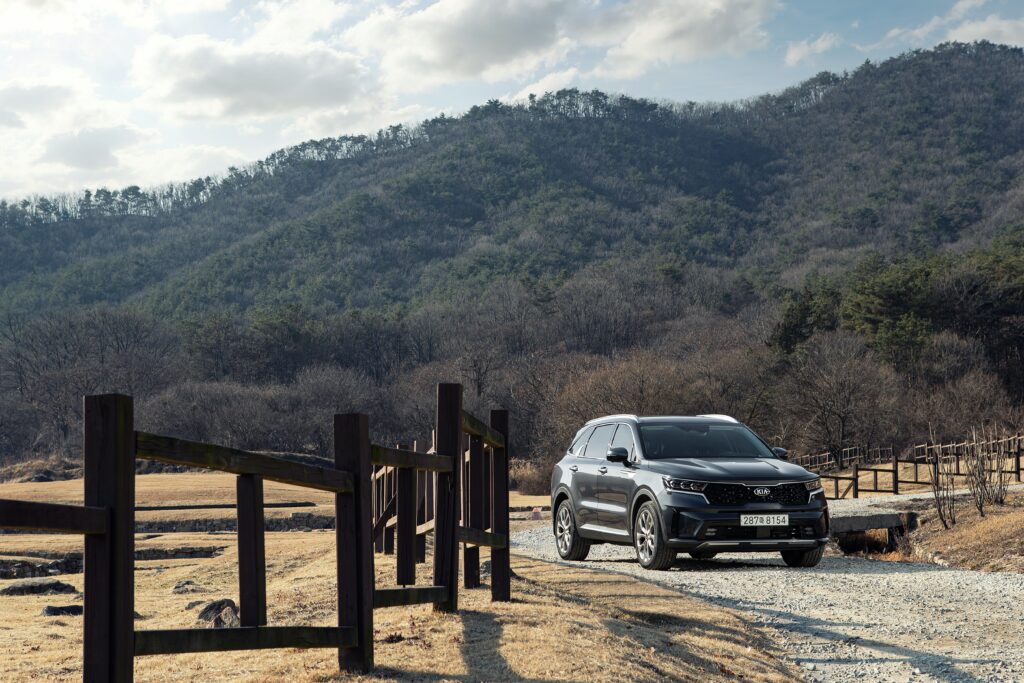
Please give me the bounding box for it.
[584,414,638,425]
[696,414,740,423]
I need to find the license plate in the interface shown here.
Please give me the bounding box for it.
[740,514,789,526]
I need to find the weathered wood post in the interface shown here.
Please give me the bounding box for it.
[335,414,374,672]
[433,383,462,613]
[1016,433,1022,483]
[83,394,135,683]
[851,463,859,499]
[396,444,416,586]
[464,434,484,588]
[490,409,511,602]
[237,473,267,626]
[891,451,900,495]
[384,466,396,555]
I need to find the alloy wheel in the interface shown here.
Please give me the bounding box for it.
[556,505,573,555]
[635,508,656,564]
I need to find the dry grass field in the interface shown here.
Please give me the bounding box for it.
[0,475,797,682]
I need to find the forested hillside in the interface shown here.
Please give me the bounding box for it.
[2,42,1023,489]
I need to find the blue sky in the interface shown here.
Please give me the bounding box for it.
[1,0,1022,197]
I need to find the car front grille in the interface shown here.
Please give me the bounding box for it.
[705,524,819,540]
[702,482,809,506]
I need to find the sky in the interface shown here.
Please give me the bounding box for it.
[1,0,1023,198]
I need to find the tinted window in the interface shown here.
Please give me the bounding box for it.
[568,426,595,455]
[583,424,615,459]
[610,424,635,458]
[638,423,774,460]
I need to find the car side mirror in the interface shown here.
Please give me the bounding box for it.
[772,447,789,460]
[606,447,629,463]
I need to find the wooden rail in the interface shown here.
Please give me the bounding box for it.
[0,383,511,681]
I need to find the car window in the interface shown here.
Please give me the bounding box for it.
[568,425,595,455]
[610,424,635,458]
[583,424,615,459]
[638,423,775,460]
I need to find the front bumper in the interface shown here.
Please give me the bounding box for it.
[655,489,830,552]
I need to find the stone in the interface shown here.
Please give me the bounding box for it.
[196,598,238,626]
[185,600,205,610]
[41,605,83,616]
[171,579,205,594]
[0,578,78,596]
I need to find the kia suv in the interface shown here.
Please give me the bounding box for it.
[550,415,828,570]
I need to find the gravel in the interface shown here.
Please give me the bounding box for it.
[512,525,1024,683]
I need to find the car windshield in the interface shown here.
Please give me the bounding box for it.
[638,422,775,460]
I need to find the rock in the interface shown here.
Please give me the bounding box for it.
[171,579,205,594]
[196,598,239,627]
[134,611,144,620]
[185,600,205,610]
[0,578,78,596]
[41,605,83,616]
[29,470,55,483]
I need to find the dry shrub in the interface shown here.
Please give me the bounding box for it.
[929,432,957,529]
[510,458,548,494]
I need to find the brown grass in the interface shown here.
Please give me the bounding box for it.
[876,491,1024,572]
[0,532,798,682]
[0,475,796,681]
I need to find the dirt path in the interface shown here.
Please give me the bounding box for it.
[513,526,1024,683]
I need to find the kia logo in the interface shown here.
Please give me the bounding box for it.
[752,487,771,497]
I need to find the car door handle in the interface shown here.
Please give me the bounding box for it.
[569,465,578,472]
[598,466,608,474]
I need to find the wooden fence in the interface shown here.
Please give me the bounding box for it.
[806,435,1023,499]
[0,382,510,682]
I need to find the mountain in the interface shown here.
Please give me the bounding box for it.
[2,42,1023,320]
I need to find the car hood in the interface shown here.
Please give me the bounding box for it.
[641,457,814,482]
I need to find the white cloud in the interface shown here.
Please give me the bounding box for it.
[40,125,146,169]
[507,67,579,101]
[346,0,577,92]
[133,34,366,120]
[248,0,351,48]
[785,32,841,66]
[948,14,1024,45]
[859,0,987,51]
[590,0,780,79]
[0,0,228,35]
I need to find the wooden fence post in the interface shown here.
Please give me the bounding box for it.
[396,444,416,586]
[384,467,395,555]
[490,409,511,602]
[464,435,484,588]
[83,394,135,683]
[892,452,900,495]
[433,383,462,613]
[373,466,384,553]
[237,474,267,626]
[1016,433,1022,483]
[335,414,374,672]
[851,463,859,499]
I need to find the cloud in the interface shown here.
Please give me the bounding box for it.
[247,0,351,48]
[40,125,145,169]
[948,14,1024,45]
[0,83,75,115]
[0,111,23,128]
[508,67,579,101]
[859,0,987,51]
[133,34,366,120]
[785,32,841,66]
[589,0,780,79]
[0,0,228,35]
[346,0,577,92]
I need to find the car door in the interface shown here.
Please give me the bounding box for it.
[575,423,615,531]
[596,423,638,533]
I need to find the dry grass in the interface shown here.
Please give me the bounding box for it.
[0,532,798,682]
[876,491,1024,572]
[0,475,795,681]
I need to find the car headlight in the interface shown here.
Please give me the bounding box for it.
[663,477,708,492]
[804,478,822,491]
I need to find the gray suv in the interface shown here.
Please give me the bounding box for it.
[550,415,829,570]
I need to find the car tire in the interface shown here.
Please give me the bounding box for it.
[780,545,825,568]
[555,501,591,561]
[688,551,717,560]
[633,501,676,570]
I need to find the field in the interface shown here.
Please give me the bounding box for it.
[0,474,797,682]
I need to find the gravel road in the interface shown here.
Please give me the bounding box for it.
[512,526,1024,683]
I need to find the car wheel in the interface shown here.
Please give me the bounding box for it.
[633,501,676,570]
[688,551,717,560]
[555,501,591,561]
[781,545,825,568]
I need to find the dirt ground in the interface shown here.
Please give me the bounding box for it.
[0,475,796,682]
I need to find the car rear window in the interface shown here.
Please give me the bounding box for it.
[638,423,774,460]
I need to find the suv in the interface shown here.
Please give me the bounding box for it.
[551,415,828,570]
